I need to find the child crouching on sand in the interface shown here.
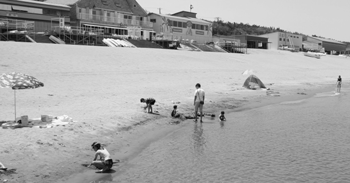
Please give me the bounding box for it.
[219,111,226,122]
[88,142,113,172]
[140,98,156,113]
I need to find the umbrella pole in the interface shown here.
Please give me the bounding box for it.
[14,90,16,123]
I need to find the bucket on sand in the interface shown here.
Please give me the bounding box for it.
[41,115,53,122]
[41,115,48,122]
[21,115,28,126]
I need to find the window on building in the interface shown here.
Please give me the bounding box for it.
[101,0,108,5]
[205,25,208,31]
[200,25,204,30]
[287,39,289,42]
[124,15,132,19]
[173,21,178,27]
[283,38,285,41]
[192,24,195,29]
[279,38,282,41]
[168,20,172,26]
[178,22,182,27]
[150,19,156,23]
[115,2,121,8]
[183,22,187,28]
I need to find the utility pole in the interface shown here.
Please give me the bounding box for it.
[158,8,161,14]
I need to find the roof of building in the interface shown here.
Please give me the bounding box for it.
[43,0,147,16]
[148,12,210,25]
[259,31,301,36]
[38,0,78,5]
[6,0,71,8]
[310,36,346,45]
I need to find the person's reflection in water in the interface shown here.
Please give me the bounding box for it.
[192,123,206,155]
[220,121,225,128]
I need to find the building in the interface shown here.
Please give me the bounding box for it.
[302,40,323,52]
[213,35,269,49]
[306,36,347,54]
[345,43,350,55]
[148,11,212,44]
[0,0,71,32]
[45,0,154,39]
[259,32,302,50]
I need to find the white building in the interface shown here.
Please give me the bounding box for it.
[259,32,302,50]
[148,11,212,44]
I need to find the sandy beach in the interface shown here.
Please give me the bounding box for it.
[0,42,349,183]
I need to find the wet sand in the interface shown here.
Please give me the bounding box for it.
[0,42,349,183]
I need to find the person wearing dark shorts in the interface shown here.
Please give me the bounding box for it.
[141,98,156,113]
[88,142,113,172]
[194,83,205,123]
[336,75,342,93]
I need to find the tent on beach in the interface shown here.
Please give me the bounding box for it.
[243,75,266,90]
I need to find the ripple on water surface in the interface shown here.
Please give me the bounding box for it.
[114,91,350,183]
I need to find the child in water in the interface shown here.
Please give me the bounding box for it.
[336,75,342,93]
[219,111,226,122]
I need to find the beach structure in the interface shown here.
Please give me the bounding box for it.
[305,36,347,55]
[243,75,266,90]
[147,11,212,44]
[213,35,269,49]
[302,40,324,52]
[44,0,154,40]
[345,43,350,55]
[0,0,71,41]
[259,32,302,51]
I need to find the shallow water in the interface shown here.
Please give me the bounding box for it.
[101,88,350,183]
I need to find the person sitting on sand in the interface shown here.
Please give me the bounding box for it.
[88,142,113,172]
[219,111,226,122]
[171,105,185,120]
[336,75,342,93]
[140,98,156,113]
[0,162,7,171]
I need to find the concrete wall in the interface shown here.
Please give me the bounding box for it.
[259,33,278,49]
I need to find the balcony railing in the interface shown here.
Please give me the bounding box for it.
[77,13,153,28]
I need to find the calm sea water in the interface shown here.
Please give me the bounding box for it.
[95,88,350,183]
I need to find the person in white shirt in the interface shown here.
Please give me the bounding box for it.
[194,83,205,123]
[88,142,113,172]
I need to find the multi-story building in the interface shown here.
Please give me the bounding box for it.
[148,11,212,44]
[259,32,302,50]
[45,0,154,39]
[0,0,70,32]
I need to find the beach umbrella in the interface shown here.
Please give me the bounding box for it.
[0,72,44,122]
[242,69,256,75]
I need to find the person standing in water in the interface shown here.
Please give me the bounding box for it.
[194,83,205,123]
[336,75,342,93]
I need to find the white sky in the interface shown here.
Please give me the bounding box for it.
[138,0,350,42]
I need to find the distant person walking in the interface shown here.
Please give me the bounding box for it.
[336,75,342,93]
[194,83,205,123]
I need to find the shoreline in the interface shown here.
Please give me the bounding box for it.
[53,81,338,183]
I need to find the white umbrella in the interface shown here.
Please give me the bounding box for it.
[242,69,256,75]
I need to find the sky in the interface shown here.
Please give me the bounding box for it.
[137,0,350,42]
